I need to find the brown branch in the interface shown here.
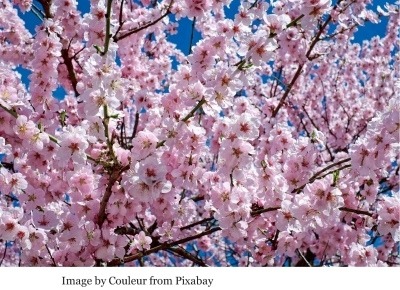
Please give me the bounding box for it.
[97,165,130,227]
[272,64,304,118]
[108,226,221,266]
[181,98,206,122]
[296,249,313,267]
[251,206,281,217]
[310,158,351,180]
[305,16,332,59]
[114,0,126,37]
[167,247,208,267]
[0,104,18,118]
[101,0,114,56]
[293,157,351,193]
[37,0,53,18]
[114,0,174,42]
[131,111,140,139]
[318,164,351,180]
[188,17,196,54]
[180,217,214,230]
[97,174,117,228]
[305,1,348,60]
[61,48,79,97]
[107,200,373,265]
[37,0,80,97]
[338,207,373,217]
[287,14,305,28]
[45,245,57,266]
[272,1,344,118]
[0,243,7,267]
[114,225,138,236]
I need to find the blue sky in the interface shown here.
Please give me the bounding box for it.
[15,0,394,99]
[18,1,392,51]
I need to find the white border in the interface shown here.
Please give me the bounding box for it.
[1,267,397,289]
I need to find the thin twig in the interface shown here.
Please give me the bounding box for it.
[0,104,18,118]
[251,206,280,217]
[61,48,79,97]
[272,1,343,117]
[37,0,52,18]
[167,247,208,267]
[188,17,196,54]
[114,0,174,42]
[181,98,206,122]
[293,158,351,193]
[0,243,7,267]
[97,165,130,227]
[180,217,214,230]
[108,226,221,266]
[338,207,373,217]
[317,164,351,180]
[101,0,114,55]
[297,249,313,267]
[131,111,140,139]
[45,245,57,266]
[272,64,304,118]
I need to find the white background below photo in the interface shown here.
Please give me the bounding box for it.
[0,267,398,289]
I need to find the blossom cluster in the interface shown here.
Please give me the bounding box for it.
[0,0,399,267]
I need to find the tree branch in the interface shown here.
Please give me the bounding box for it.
[272,1,343,118]
[181,98,206,122]
[0,243,7,267]
[251,206,281,217]
[272,64,304,118]
[338,207,373,217]
[167,247,208,267]
[0,104,18,118]
[37,0,53,18]
[108,226,220,266]
[61,48,79,97]
[45,245,57,266]
[293,158,351,193]
[101,0,114,56]
[97,165,129,227]
[114,0,174,42]
[180,217,214,230]
[188,17,196,54]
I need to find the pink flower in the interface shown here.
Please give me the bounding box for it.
[276,231,300,257]
[9,172,28,193]
[377,194,400,242]
[197,235,212,251]
[67,167,97,197]
[347,243,378,266]
[232,113,260,140]
[13,0,32,12]
[263,13,291,34]
[32,209,59,230]
[137,156,167,185]
[184,0,212,18]
[84,221,101,247]
[155,222,179,243]
[131,130,158,160]
[57,126,89,165]
[0,214,19,241]
[276,200,301,232]
[14,115,36,139]
[219,139,255,170]
[132,231,152,251]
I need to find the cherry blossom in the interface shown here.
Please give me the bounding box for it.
[0,0,398,267]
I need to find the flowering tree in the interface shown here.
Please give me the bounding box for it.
[0,0,399,267]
